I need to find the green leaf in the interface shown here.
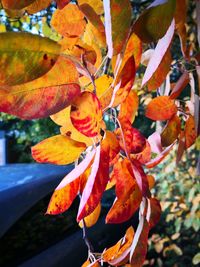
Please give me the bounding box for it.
[133,0,176,43]
[0,32,61,86]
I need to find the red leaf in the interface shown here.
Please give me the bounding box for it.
[145,96,177,121]
[131,159,150,197]
[130,141,151,165]
[46,178,79,215]
[77,140,110,221]
[106,187,142,224]
[116,120,146,155]
[56,0,70,9]
[149,198,161,229]
[70,91,102,137]
[170,71,190,99]
[130,216,149,266]
[112,159,137,202]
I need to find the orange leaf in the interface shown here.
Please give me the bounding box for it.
[112,159,137,202]
[149,198,161,229]
[106,187,142,224]
[147,175,155,190]
[105,131,120,162]
[47,178,79,215]
[147,48,172,91]
[32,135,86,165]
[51,107,93,147]
[26,0,51,14]
[161,115,181,147]
[185,115,197,148]
[79,3,106,46]
[2,0,35,9]
[130,141,151,165]
[77,140,110,221]
[78,0,103,15]
[87,75,113,109]
[170,71,190,99]
[111,56,136,107]
[79,203,101,228]
[70,91,102,137]
[145,96,177,121]
[118,90,139,124]
[103,226,134,266]
[51,3,86,38]
[82,259,100,267]
[130,217,149,266]
[0,56,80,119]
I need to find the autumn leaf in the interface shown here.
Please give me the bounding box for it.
[56,0,70,9]
[145,141,175,168]
[185,115,197,148]
[70,91,102,137]
[103,226,134,266]
[130,141,151,165]
[142,20,175,89]
[133,0,176,43]
[170,71,190,99]
[116,120,146,154]
[105,131,120,162]
[149,198,161,229]
[47,178,79,215]
[0,32,60,86]
[26,0,51,14]
[161,115,181,147]
[118,90,139,124]
[32,135,86,165]
[106,186,142,224]
[130,216,149,266]
[2,0,35,9]
[78,0,103,15]
[79,3,106,46]
[112,159,137,202]
[77,140,110,221]
[79,203,101,228]
[145,96,177,121]
[111,56,136,107]
[56,149,96,190]
[51,107,93,147]
[0,56,80,119]
[51,3,86,38]
[103,0,132,58]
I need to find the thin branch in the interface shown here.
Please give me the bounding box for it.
[82,219,94,253]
